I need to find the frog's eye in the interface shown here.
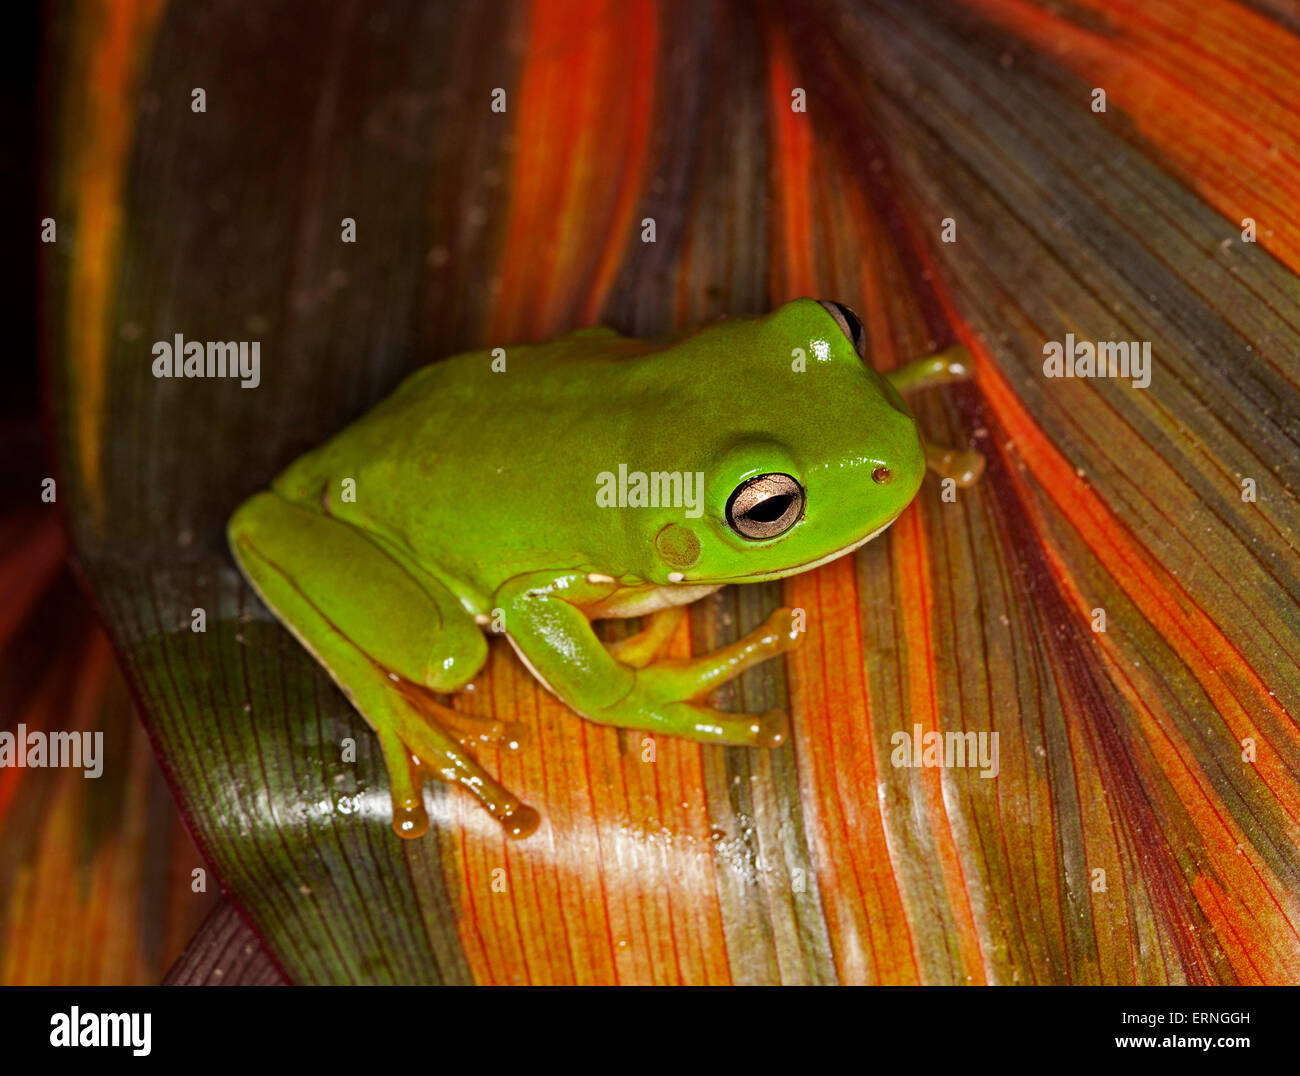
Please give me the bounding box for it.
[725,473,805,540]
[817,300,866,358]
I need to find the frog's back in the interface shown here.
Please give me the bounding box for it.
[277,328,649,488]
[269,327,666,593]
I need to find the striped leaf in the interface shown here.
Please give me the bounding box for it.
[45,0,1300,983]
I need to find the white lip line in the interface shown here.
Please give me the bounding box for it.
[683,510,904,585]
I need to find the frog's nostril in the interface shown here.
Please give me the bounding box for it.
[872,464,893,485]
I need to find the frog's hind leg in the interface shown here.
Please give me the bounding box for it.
[887,345,986,488]
[393,679,528,751]
[228,493,539,839]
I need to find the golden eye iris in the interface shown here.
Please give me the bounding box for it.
[725,473,804,540]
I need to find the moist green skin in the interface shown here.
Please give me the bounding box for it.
[227,297,926,838]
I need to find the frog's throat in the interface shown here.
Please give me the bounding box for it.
[694,509,904,585]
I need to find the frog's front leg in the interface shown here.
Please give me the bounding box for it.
[604,606,686,668]
[498,573,798,746]
[887,345,986,488]
[885,345,973,392]
[228,493,539,839]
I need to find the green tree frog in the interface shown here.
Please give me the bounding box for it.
[228,298,982,839]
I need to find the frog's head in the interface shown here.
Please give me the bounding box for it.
[639,297,926,586]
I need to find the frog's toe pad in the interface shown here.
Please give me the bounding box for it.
[500,801,542,839]
[753,709,790,749]
[927,446,986,488]
[951,450,987,487]
[764,608,805,652]
[392,802,430,840]
[941,346,975,380]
